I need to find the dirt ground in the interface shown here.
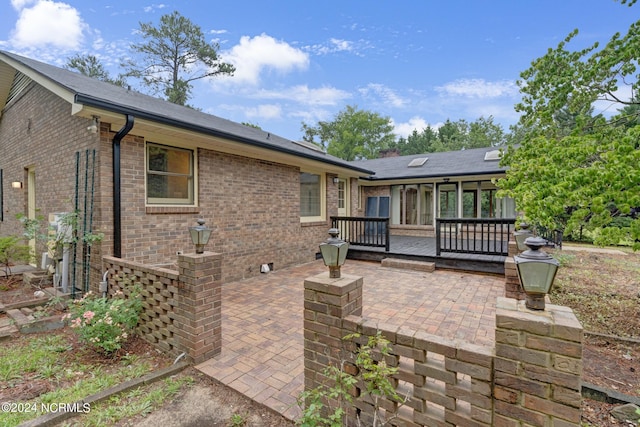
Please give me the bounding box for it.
[1,246,639,426]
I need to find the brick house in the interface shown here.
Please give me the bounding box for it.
[0,50,374,284]
[349,147,516,237]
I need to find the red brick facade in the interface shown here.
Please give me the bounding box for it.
[0,80,345,285]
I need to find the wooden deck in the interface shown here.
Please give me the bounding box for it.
[347,235,507,275]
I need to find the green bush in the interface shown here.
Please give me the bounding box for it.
[297,331,404,427]
[0,235,31,276]
[63,288,142,354]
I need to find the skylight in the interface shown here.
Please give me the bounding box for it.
[408,157,428,167]
[484,150,502,161]
[292,139,325,153]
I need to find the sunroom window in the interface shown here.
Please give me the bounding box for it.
[146,143,194,205]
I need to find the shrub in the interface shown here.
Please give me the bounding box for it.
[64,289,142,354]
[0,235,31,276]
[297,331,404,427]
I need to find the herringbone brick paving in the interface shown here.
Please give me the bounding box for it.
[196,259,504,420]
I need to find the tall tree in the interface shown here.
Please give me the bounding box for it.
[65,54,126,87]
[394,117,504,155]
[498,14,640,249]
[393,126,439,155]
[301,105,396,161]
[123,11,235,106]
[437,119,468,151]
[467,116,506,148]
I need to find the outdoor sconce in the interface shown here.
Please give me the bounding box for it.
[11,181,23,189]
[514,236,559,311]
[319,228,349,278]
[87,116,99,134]
[514,222,533,252]
[189,218,212,254]
[333,177,340,185]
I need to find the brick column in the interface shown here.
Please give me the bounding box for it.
[493,297,583,426]
[175,252,222,364]
[505,239,526,300]
[303,273,363,391]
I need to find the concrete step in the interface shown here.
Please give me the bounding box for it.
[381,258,435,272]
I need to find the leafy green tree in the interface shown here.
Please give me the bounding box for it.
[467,116,506,148]
[301,105,395,160]
[123,11,235,106]
[393,126,439,155]
[392,116,504,155]
[437,119,467,151]
[498,14,640,249]
[65,54,127,87]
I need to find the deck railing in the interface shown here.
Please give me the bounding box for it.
[533,224,564,249]
[330,216,390,251]
[436,217,516,256]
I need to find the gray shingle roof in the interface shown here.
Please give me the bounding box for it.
[351,147,508,180]
[0,50,373,175]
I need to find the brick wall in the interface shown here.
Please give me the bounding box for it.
[1,80,339,285]
[102,252,222,364]
[104,139,334,282]
[0,82,104,288]
[304,274,583,427]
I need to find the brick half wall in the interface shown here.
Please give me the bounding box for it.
[103,252,222,364]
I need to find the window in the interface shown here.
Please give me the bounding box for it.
[146,143,194,205]
[439,184,457,218]
[338,180,345,209]
[391,184,433,225]
[300,172,324,221]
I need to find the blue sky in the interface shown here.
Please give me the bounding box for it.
[0,1,637,141]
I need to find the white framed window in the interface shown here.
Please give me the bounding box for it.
[146,142,195,205]
[300,171,325,222]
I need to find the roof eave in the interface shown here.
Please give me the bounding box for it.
[74,93,375,176]
[360,170,506,181]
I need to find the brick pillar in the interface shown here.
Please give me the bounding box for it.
[505,238,526,300]
[175,252,222,364]
[493,297,583,426]
[303,273,363,392]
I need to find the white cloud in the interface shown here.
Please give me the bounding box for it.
[392,116,439,139]
[436,78,518,98]
[255,85,351,106]
[304,37,372,57]
[210,29,228,35]
[143,4,168,13]
[221,34,309,85]
[359,83,406,107]
[10,0,86,50]
[244,104,283,120]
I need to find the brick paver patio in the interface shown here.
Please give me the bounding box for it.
[196,259,504,421]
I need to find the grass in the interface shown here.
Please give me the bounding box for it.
[0,331,192,427]
[550,247,640,339]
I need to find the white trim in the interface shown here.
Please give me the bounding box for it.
[300,170,326,223]
[145,142,198,206]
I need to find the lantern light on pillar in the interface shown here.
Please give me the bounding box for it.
[319,228,349,278]
[514,222,533,252]
[189,218,212,254]
[514,236,559,310]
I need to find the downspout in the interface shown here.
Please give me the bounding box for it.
[112,115,134,258]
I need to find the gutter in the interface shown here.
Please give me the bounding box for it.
[74,94,375,176]
[112,115,134,258]
[359,170,505,181]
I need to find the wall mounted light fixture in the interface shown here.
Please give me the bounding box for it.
[87,116,99,134]
[333,177,340,184]
[11,181,23,189]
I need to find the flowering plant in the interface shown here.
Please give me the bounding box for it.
[63,288,142,354]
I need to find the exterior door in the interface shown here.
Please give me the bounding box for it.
[337,178,349,217]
